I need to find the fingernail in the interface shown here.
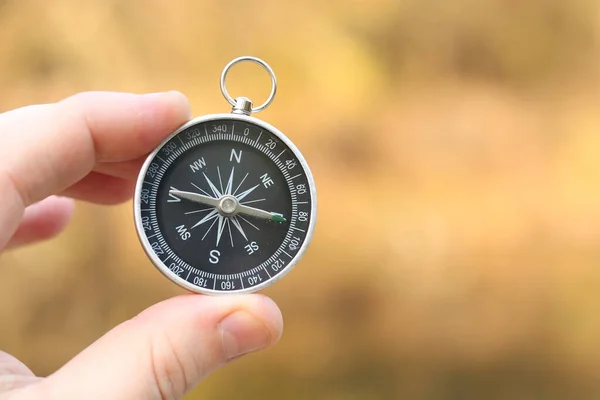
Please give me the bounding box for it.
[220,311,272,360]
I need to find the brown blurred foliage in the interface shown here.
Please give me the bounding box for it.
[2,0,600,398]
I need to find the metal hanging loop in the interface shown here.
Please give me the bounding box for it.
[220,56,277,115]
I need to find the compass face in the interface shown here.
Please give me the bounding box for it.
[134,114,316,294]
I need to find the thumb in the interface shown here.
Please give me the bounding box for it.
[26,294,282,400]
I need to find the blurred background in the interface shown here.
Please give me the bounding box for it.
[2,0,600,398]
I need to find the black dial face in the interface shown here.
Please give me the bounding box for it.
[135,116,314,293]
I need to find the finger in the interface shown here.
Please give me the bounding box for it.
[93,156,147,180]
[0,91,190,208]
[4,196,75,250]
[59,172,135,205]
[0,91,189,248]
[25,294,283,400]
[0,350,40,393]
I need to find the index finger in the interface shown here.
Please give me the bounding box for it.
[0,91,191,207]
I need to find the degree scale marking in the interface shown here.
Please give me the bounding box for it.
[147,129,305,279]
[140,120,312,289]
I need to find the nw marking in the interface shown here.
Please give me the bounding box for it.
[190,157,206,173]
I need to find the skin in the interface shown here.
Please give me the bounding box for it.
[0,91,284,400]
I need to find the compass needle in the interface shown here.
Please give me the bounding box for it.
[234,203,287,222]
[134,56,315,294]
[170,189,220,208]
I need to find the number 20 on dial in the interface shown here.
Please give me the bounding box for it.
[133,56,317,294]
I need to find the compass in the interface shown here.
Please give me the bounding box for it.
[133,56,317,294]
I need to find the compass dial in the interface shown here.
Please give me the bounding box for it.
[134,114,316,294]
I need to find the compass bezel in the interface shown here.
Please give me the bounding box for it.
[133,112,317,295]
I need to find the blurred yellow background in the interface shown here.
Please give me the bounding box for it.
[2,0,600,398]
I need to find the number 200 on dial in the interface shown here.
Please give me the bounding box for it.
[134,114,317,294]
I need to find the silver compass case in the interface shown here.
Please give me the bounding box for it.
[133,56,317,295]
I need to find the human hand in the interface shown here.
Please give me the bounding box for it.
[0,92,283,399]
